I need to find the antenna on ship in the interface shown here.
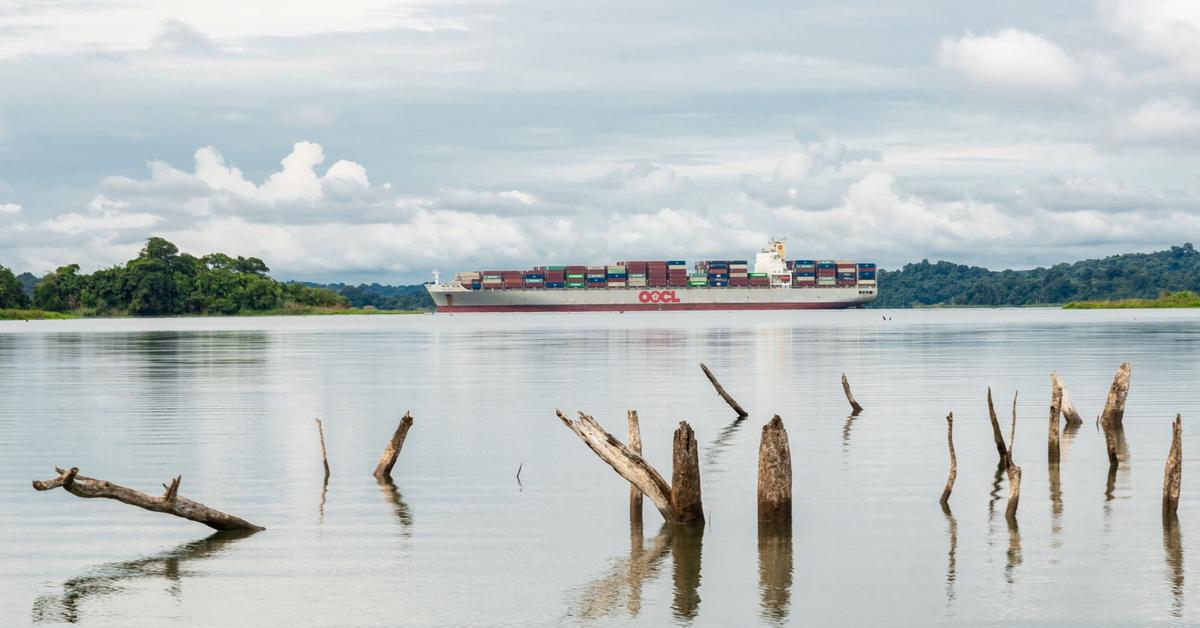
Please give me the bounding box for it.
[432,268,440,285]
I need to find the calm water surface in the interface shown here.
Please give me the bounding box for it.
[2,309,1198,626]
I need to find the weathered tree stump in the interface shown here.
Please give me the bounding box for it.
[315,417,331,481]
[987,388,1010,466]
[1052,372,1083,425]
[757,415,792,522]
[1004,392,1021,522]
[628,409,643,524]
[699,363,748,418]
[940,412,956,506]
[1163,414,1183,517]
[557,410,674,520]
[373,411,414,480]
[671,421,705,525]
[1048,374,1063,463]
[1101,362,1132,429]
[32,467,264,531]
[841,373,864,415]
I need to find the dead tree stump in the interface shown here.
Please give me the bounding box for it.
[1163,414,1183,517]
[373,412,414,480]
[987,388,1010,466]
[1005,395,1021,522]
[1052,372,1083,425]
[940,412,956,506]
[315,418,330,481]
[841,373,864,415]
[700,363,748,418]
[757,415,792,522]
[32,467,264,531]
[671,422,705,525]
[628,409,643,524]
[1101,363,1132,430]
[1048,375,1063,463]
[557,410,674,521]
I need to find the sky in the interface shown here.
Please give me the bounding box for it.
[1,0,1200,282]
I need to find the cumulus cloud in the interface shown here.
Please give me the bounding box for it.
[1101,0,1200,78]
[1110,96,1200,145]
[939,29,1082,93]
[0,202,22,215]
[742,139,876,208]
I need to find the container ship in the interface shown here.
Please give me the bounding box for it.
[426,242,876,312]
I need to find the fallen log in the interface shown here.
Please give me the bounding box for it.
[841,373,864,415]
[987,388,1010,466]
[1163,414,1183,517]
[315,418,330,482]
[1100,363,1132,429]
[757,415,792,522]
[1048,374,1063,463]
[32,467,264,531]
[628,409,643,524]
[671,421,705,525]
[700,363,748,418]
[1052,372,1083,425]
[373,411,414,480]
[557,410,673,521]
[940,412,956,506]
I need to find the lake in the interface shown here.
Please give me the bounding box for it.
[1,309,1197,626]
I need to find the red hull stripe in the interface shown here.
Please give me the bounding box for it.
[436,301,863,313]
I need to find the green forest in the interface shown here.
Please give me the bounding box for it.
[870,243,1200,308]
[0,237,347,315]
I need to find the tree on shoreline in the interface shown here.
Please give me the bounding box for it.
[0,264,30,308]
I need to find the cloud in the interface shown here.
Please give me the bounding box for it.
[0,202,21,215]
[1110,96,1200,145]
[282,104,335,126]
[938,29,1082,93]
[742,139,877,208]
[436,188,543,215]
[153,19,217,53]
[1029,176,1191,212]
[1101,0,1200,77]
[39,195,161,235]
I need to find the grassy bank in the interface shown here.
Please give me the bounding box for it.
[0,308,79,320]
[1063,291,1200,309]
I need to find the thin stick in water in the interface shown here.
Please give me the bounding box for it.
[700,363,748,418]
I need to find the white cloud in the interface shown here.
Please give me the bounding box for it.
[0,203,22,215]
[1111,96,1200,145]
[939,29,1082,93]
[40,195,161,235]
[437,188,541,214]
[1102,0,1200,70]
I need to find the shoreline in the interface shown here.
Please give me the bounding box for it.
[0,307,426,321]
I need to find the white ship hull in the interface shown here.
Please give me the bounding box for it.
[426,285,876,312]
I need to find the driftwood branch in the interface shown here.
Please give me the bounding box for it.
[557,409,673,521]
[841,373,864,415]
[1163,414,1183,517]
[1100,363,1132,430]
[32,467,264,531]
[940,412,956,506]
[315,418,330,481]
[628,409,643,523]
[757,415,792,522]
[987,388,1010,466]
[1052,372,1083,425]
[373,411,414,480]
[700,363,748,418]
[670,421,705,525]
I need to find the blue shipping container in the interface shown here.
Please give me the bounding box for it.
[668,260,686,265]
[795,259,816,265]
[794,271,815,277]
[545,282,565,288]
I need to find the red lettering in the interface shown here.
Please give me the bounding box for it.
[638,290,680,304]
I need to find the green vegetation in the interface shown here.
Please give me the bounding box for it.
[0,309,77,320]
[10,237,349,317]
[297,282,435,311]
[0,264,30,309]
[872,243,1200,308]
[1064,291,1200,309]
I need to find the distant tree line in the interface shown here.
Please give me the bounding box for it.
[871,243,1200,307]
[295,282,435,311]
[0,237,347,315]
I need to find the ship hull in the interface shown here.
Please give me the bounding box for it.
[427,285,875,312]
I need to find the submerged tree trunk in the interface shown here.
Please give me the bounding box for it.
[1048,374,1063,463]
[987,388,1010,466]
[1005,393,1021,521]
[32,467,264,531]
[628,409,643,524]
[699,363,748,418]
[373,412,414,480]
[940,412,956,506]
[1163,414,1183,517]
[557,410,673,521]
[315,418,331,482]
[757,415,792,522]
[671,421,705,525]
[841,373,864,415]
[1100,363,1132,430]
[1052,372,1083,426]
